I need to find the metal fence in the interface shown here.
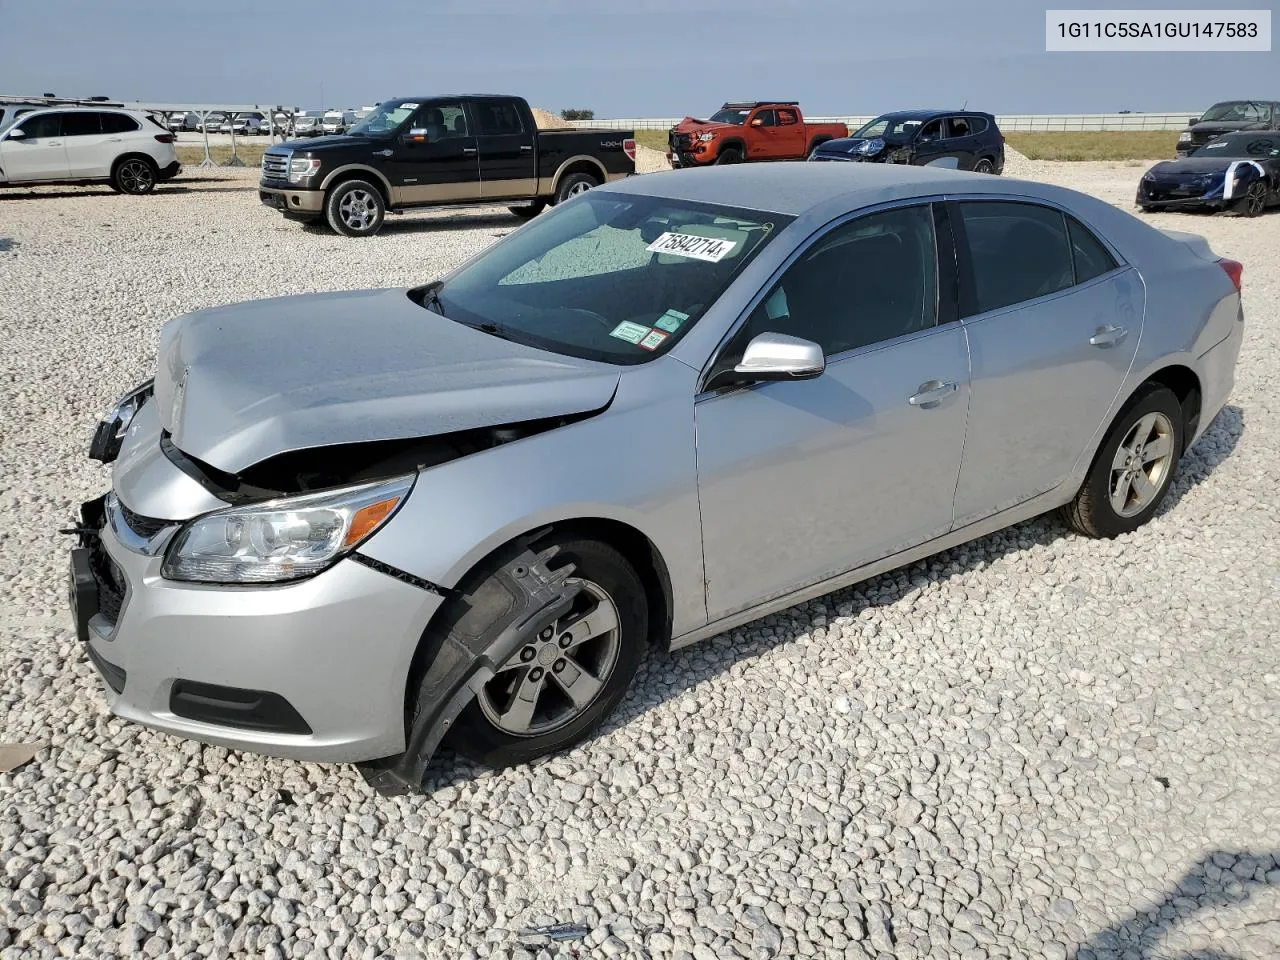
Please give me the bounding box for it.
[570,112,1198,133]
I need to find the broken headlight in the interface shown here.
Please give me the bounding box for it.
[89,379,155,464]
[162,474,415,584]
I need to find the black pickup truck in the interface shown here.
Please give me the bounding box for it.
[260,95,636,236]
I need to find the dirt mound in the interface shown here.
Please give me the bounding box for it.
[530,107,571,130]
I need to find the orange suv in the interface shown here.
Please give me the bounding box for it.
[667,101,849,167]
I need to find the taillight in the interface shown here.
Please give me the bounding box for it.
[1219,258,1243,292]
[623,138,636,162]
[154,133,175,144]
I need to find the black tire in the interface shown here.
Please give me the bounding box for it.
[715,147,742,165]
[1138,205,1156,214]
[325,179,385,237]
[111,156,158,195]
[973,157,996,174]
[554,172,599,205]
[508,200,547,220]
[1061,383,1184,539]
[442,536,649,769]
[1234,181,1267,218]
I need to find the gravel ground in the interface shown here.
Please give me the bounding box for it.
[1,159,1278,960]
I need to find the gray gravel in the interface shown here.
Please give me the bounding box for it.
[2,164,1279,959]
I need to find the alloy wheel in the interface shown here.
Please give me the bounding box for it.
[567,180,592,197]
[1109,411,1175,518]
[339,189,378,230]
[119,160,154,194]
[477,579,621,737]
[1247,183,1266,216]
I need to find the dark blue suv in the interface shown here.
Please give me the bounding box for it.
[810,109,1005,173]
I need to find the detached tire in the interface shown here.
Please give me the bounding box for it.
[440,536,649,769]
[715,147,742,165]
[1061,383,1184,539]
[508,200,547,220]
[111,156,158,195]
[326,179,385,236]
[554,172,599,205]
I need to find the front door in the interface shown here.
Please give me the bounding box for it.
[471,99,537,199]
[0,112,69,182]
[950,199,1143,526]
[695,203,971,620]
[387,101,481,204]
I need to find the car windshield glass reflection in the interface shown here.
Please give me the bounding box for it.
[709,109,750,125]
[852,117,924,139]
[349,103,415,136]
[425,193,791,364]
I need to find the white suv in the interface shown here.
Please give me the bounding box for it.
[0,108,181,194]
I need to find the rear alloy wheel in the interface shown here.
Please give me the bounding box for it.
[112,158,157,195]
[554,172,599,205]
[326,180,385,237]
[973,157,995,174]
[1062,384,1184,538]
[442,537,648,768]
[1235,181,1267,218]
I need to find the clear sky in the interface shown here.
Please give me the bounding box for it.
[0,0,1275,116]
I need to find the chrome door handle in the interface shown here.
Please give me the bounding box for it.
[462,147,477,155]
[1089,324,1128,347]
[519,144,533,152]
[908,380,958,408]
[107,137,123,142]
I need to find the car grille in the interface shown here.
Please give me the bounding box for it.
[88,538,126,626]
[117,501,169,540]
[1143,175,1213,200]
[261,152,290,180]
[670,132,692,151]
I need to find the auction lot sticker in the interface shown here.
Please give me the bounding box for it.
[646,232,739,262]
[1046,10,1270,50]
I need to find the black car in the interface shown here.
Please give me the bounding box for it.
[809,109,1004,173]
[1138,132,1280,217]
[1176,100,1279,157]
[259,95,636,236]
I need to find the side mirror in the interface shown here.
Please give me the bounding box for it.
[1187,117,1199,126]
[732,332,825,382]
[403,128,429,144]
[5,128,25,140]
[750,117,764,127]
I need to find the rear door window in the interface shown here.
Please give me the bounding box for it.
[473,100,525,136]
[61,113,102,137]
[946,117,972,139]
[958,201,1074,315]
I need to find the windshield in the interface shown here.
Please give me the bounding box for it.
[1201,101,1269,123]
[709,108,750,125]
[348,101,417,136]
[425,192,791,364]
[1194,134,1280,159]
[852,116,925,139]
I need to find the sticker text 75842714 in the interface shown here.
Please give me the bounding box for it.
[646,232,739,263]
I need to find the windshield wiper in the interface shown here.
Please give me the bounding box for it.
[474,322,517,343]
[418,281,446,316]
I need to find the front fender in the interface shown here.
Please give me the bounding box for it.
[357,358,707,638]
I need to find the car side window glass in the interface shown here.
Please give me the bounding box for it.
[1066,216,1118,284]
[473,101,523,136]
[947,117,971,138]
[741,204,939,358]
[15,112,62,139]
[959,201,1074,315]
[918,120,941,142]
[777,109,798,126]
[968,116,988,135]
[414,102,469,140]
[755,110,776,127]
[61,113,102,137]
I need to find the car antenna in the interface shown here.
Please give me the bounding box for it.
[962,99,968,109]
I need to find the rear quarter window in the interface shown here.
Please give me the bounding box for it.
[967,116,989,135]
[1066,217,1119,284]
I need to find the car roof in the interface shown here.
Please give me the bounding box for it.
[874,109,992,121]
[721,101,799,109]
[602,162,1057,218]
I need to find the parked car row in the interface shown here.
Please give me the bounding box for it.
[667,102,1006,175]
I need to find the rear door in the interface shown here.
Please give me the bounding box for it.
[472,98,537,199]
[0,111,69,181]
[944,117,979,169]
[63,111,124,177]
[387,100,481,204]
[774,107,806,158]
[949,199,1142,526]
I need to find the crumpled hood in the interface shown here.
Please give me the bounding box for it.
[155,288,620,474]
[1145,158,1232,177]
[814,134,911,156]
[672,118,740,136]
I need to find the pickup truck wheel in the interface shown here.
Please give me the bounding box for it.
[326,180,385,236]
[554,172,599,205]
[508,200,547,220]
[715,147,742,165]
[443,536,648,769]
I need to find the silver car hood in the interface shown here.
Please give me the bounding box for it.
[155,288,621,474]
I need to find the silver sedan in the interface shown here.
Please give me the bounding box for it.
[71,163,1242,794]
